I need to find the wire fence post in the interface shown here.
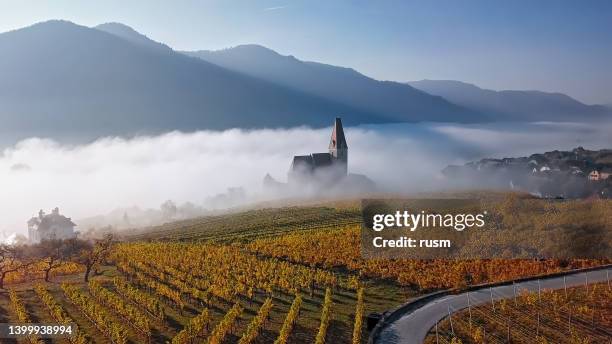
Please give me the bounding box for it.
[448,305,454,335]
[537,279,541,304]
[607,269,610,290]
[513,281,517,306]
[467,292,472,328]
[585,272,589,294]
[435,320,439,344]
[536,311,540,337]
[490,287,495,312]
[507,319,511,342]
[564,275,567,299]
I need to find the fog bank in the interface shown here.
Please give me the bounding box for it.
[1,121,611,239]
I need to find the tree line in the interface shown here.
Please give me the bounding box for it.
[0,234,114,288]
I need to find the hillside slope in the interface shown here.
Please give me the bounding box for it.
[184,44,484,123]
[408,79,611,122]
[0,21,382,139]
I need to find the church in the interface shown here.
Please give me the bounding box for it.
[288,117,348,183]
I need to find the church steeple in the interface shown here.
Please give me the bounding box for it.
[329,117,348,175]
[329,117,347,150]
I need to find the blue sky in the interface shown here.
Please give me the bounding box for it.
[1,0,611,104]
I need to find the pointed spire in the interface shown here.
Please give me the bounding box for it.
[329,117,347,150]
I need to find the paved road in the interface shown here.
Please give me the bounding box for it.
[377,267,611,344]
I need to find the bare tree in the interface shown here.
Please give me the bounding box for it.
[35,239,71,282]
[0,244,36,289]
[161,200,177,220]
[66,234,114,282]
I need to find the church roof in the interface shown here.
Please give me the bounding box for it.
[292,153,334,171]
[292,155,313,164]
[311,153,332,167]
[329,117,348,150]
[292,155,314,170]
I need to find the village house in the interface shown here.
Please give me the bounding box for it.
[588,170,611,181]
[27,207,77,243]
[569,166,584,175]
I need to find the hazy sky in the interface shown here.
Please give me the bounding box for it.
[1,0,611,104]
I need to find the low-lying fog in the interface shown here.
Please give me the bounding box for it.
[2,121,611,240]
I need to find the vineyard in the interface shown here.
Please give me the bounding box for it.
[246,225,606,290]
[0,198,610,343]
[125,206,362,243]
[425,282,612,343]
[0,206,407,344]
[0,254,391,344]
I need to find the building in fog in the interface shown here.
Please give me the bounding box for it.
[27,207,77,243]
[588,170,611,181]
[288,117,348,183]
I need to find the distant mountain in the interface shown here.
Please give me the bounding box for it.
[408,80,610,122]
[184,45,484,123]
[0,21,384,140]
[2,20,603,142]
[95,22,172,54]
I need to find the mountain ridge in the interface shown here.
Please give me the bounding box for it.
[407,79,610,122]
[90,25,482,124]
[184,44,484,123]
[0,20,386,140]
[95,22,173,53]
[0,20,606,143]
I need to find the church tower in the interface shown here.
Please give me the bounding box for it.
[329,117,348,175]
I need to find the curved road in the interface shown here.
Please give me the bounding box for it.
[377,267,611,344]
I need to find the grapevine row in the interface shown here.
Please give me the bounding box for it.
[117,261,184,311]
[113,276,165,320]
[247,224,602,290]
[274,294,302,344]
[314,288,333,344]
[88,279,151,336]
[113,242,344,304]
[428,282,612,344]
[352,287,365,344]
[171,308,211,344]
[133,260,223,305]
[34,284,88,344]
[239,298,273,344]
[207,302,244,344]
[61,283,129,344]
[120,260,214,311]
[8,289,44,344]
